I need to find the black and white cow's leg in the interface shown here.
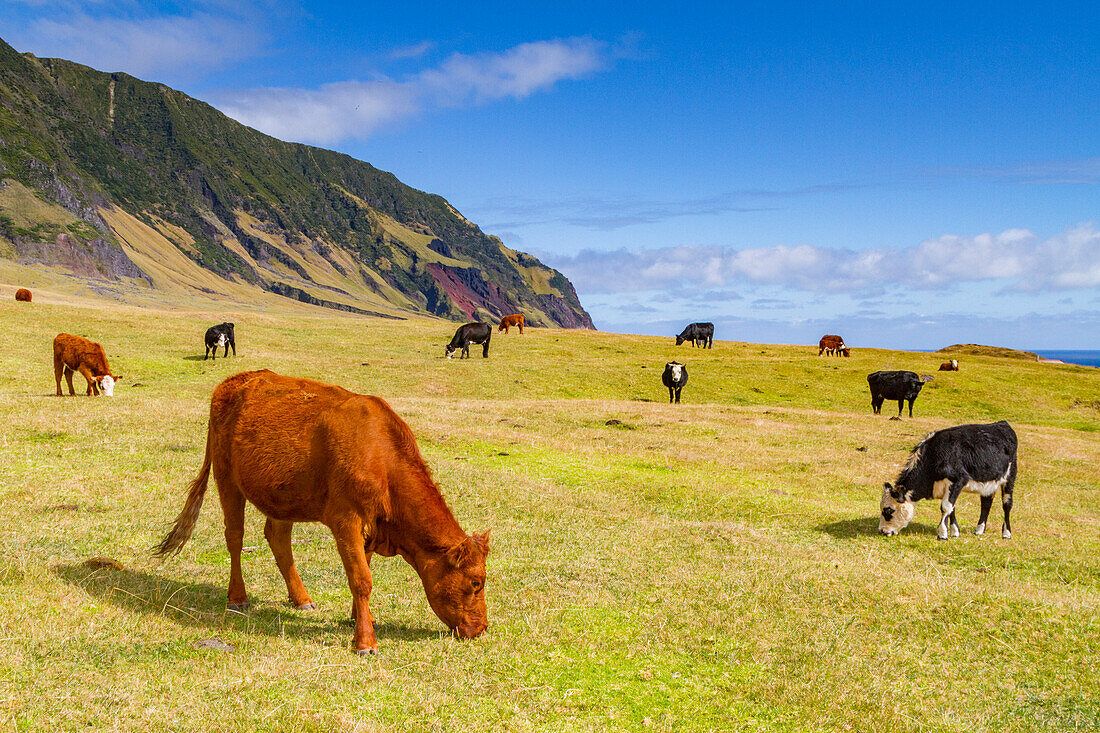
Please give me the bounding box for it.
[948,509,960,538]
[907,398,914,417]
[938,479,967,540]
[974,494,994,535]
[674,386,682,404]
[668,386,675,404]
[1001,485,1013,539]
[897,399,905,417]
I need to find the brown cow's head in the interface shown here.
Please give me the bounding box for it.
[420,531,490,638]
[97,374,119,397]
[878,482,915,536]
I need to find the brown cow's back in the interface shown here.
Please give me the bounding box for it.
[209,370,408,527]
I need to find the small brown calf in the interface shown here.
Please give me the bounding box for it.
[53,333,119,396]
[498,314,525,334]
[15,288,32,302]
[938,360,959,371]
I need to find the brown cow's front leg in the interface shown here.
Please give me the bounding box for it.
[218,489,249,611]
[349,552,378,628]
[264,518,315,609]
[329,518,378,654]
[78,365,99,396]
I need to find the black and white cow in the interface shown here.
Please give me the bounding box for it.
[662,361,688,403]
[879,421,1017,540]
[446,322,492,359]
[675,322,714,348]
[204,322,236,360]
[867,370,932,417]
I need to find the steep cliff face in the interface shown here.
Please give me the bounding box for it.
[0,38,595,328]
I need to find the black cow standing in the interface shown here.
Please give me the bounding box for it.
[446,322,491,359]
[204,322,236,360]
[662,361,688,403]
[675,322,714,348]
[879,421,1017,540]
[867,370,931,417]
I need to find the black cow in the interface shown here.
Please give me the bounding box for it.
[204,322,236,360]
[879,421,1017,540]
[446,322,491,359]
[675,322,714,348]
[661,361,688,403]
[867,370,931,417]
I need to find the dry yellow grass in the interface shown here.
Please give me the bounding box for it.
[0,284,1096,731]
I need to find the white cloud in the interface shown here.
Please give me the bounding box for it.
[549,223,1100,295]
[217,37,611,144]
[3,3,265,78]
[388,41,435,61]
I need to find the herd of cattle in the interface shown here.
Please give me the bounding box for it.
[16,290,1021,652]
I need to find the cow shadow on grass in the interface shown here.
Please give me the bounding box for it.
[52,563,439,644]
[817,516,939,539]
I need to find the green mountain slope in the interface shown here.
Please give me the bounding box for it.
[0,38,594,327]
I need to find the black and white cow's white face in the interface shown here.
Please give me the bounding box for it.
[878,482,915,536]
[667,362,683,382]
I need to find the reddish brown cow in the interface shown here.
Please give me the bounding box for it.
[498,313,525,334]
[939,360,959,371]
[53,333,119,397]
[15,288,32,302]
[155,369,490,654]
[818,334,850,357]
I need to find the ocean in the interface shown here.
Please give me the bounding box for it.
[1035,350,1100,368]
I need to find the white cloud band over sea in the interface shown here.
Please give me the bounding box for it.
[546,223,1100,295]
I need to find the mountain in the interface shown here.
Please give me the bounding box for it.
[0,38,594,327]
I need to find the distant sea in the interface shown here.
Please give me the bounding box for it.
[1035,350,1100,368]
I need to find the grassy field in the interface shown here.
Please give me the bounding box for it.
[0,283,1098,732]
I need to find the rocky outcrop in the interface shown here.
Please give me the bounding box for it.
[15,232,150,283]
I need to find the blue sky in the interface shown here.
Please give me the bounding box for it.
[3,1,1098,348]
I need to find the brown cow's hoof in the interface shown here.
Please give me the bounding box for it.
[296,602,318,611]
[227,602,250,613]
[356,647,378,656]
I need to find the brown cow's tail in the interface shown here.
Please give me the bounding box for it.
[154,430,214,556]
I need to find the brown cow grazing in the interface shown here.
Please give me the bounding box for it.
[498,313,525,334]
[939,360,959,371]
[818,334,850,357]
[53,333,119,397]
[15,288,32,302]
[155,369,490,654]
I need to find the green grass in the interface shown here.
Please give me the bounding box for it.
[0,290,1097,731]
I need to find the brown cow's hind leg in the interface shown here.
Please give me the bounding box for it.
[64,366,77,396]
[218,487,249,611]
[328,516,378,653]
[54,355,64,396]
[264,518,315,609]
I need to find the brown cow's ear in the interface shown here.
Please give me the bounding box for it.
[445,538,472,567]
[474,530,491,555]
